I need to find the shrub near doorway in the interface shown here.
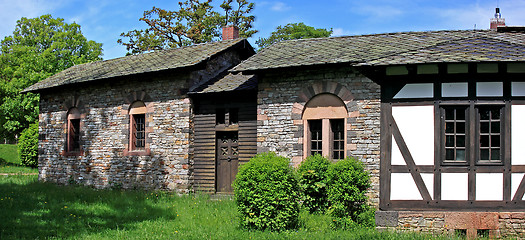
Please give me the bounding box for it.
[233,152,300,231]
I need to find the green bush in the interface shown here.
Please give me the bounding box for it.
[233,152,300,231]
[18,123,38,168]
[297,154,331,213]
[326,157,373,229]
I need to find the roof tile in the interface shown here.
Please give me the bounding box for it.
[24,39,246,92]
[233,30,525,71]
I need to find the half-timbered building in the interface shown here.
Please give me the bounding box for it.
[232,27,525,237]
[25,26,525,237]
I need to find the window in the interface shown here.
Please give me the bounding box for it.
[303,93,348,160]
[67,107,81,152]
[478,106,503,163]
[308,119,322,156]
[133,114,146,150]
[216,108,238,126]
[443,106,467,164]
[129,101,147,152]
[441,104,504,165]
[331,119,345,160]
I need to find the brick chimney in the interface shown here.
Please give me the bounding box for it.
[490,8,506,29]
[222,25,239,40]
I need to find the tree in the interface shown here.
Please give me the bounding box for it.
[0,15,103,141]
[118,0,257,55]
[256,22,332,49]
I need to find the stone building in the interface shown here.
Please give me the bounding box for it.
[25,27,525,237]
[24,34,255,192]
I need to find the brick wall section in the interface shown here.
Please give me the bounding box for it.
[39,73,192,192]
[376,211,525,238]
[257,66,381,206]
[38,49,243,193]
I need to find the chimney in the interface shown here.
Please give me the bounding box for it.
[222,25,239,40]
[490,8,506,29]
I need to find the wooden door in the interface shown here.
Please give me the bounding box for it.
[216,131,239,192]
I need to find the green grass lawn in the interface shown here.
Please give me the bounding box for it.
[0,174,463,240]
[0,144,37,174]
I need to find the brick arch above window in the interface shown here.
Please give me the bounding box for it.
[302,93,348,120]
[124,91,152,105]
[129,101,147,114]
[296,82,354,103]
[61,95,85,113]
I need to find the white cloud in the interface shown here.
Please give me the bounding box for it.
[332,28,351,37]
[357,5,404,21]
[428,0,525,30]
[0,0,65,38]
[271,2,290,12]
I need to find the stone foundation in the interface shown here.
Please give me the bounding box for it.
[376,211,525,238]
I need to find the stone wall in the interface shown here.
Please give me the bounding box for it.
[38,49,244,193]
[376,211,525,238]
[39,71,192,192]
[256,66,381,206]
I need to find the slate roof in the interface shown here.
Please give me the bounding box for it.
[232,30,525,72]
[190,73,257,94]
[23,39,247,92]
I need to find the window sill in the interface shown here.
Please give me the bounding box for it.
[123,148,151,156]
[61,150,84,156]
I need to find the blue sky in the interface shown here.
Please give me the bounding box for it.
[1,0,524,60]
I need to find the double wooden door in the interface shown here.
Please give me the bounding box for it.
[216,131,239,192]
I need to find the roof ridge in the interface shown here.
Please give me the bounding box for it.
[357,31,483,65]
[72,38,245,68]
[23,38,249,92]
[270,29,488,44]
[358,31,525,66]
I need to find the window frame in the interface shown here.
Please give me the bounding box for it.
[439,102,506,166]
[302,93,348,160]
[305,118,346,160]
[131,113,146,151]
[66,107,82,154]
[125,101,150,156]
[330,119,345,160]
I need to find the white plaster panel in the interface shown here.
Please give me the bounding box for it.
[512,173,525,200]
[442,82,468,97]
[393,83,433,99]
[392,106,434,166]
[512,105,525,165]
[477,82,503,96]
[512,82,525,96]
[391,173,422,200]
[391,136,405,165]
[441,173,468,200]
[476,173,503,201]
[421,173,434,199]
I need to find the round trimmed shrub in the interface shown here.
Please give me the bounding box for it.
[297,154,331,213]
[233,152,300,231]
[326,156,373,229]
[18,123,38,168]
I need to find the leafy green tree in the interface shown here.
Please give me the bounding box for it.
[0,14,103,141]
[256,22,332,49]
[18,123,38,167]
[118,0,257,54]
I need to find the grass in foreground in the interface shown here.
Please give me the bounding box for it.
[0,144,37,174]
[0,175,463,240]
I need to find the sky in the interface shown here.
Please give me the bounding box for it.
[1,0,524,60]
